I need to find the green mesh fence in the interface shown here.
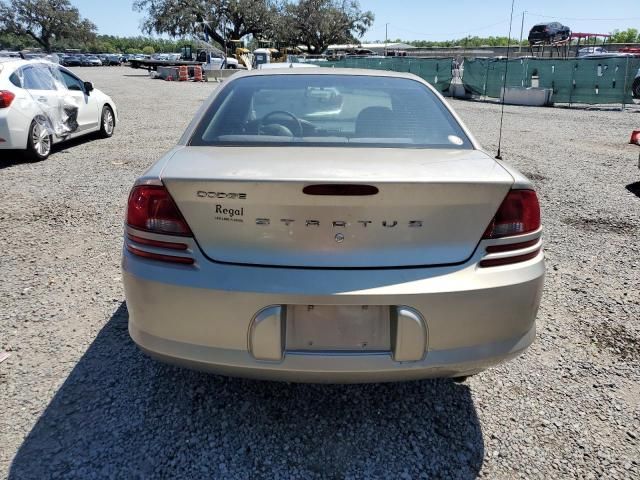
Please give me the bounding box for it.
[316,57,454,93]
[301,55,639,105]
[462,56,640,104]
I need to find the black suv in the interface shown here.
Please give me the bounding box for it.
[528,22,571,44]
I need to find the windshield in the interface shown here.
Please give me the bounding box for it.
[191,74,472,149]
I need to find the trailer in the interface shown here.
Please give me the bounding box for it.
[129,58,204,71]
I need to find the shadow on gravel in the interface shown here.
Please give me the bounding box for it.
[10,303,484,479]
[49,133,106,155]
[626,181,640,199]
[0,135,107,169]
[0,151,30,169]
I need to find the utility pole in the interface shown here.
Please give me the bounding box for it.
[385,23,389,56]
[519,10,526,53]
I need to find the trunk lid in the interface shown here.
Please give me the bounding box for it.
[162,147,514,268]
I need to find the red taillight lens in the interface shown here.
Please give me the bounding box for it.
[126,245,194,265]
[127,234,188,250]
[479,249,541,268]
[0,90,15,108]
[127,185,192,236]
[483,190,541,239]
[630,130,640,145]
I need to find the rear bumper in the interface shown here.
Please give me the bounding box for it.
[122,234,545,383]
[0,109,29,150]
[130,322,536,383]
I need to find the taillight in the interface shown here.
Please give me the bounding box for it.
[483,190,540,239]
[126,185,192,236]
[630,130,640,145]
[126,245,194,265]
[0,90,15,108]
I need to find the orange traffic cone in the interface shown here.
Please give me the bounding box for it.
[193,65,203,82]
[178,65,188,82]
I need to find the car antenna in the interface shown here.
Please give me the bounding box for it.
[495,0,516,161]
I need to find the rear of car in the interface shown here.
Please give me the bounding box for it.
[122,70,545,383]
[528,22,570,43]
[0,60,36,153]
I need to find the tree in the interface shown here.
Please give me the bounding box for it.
[0,0,96,52]
[280,0,374,53]
[610,28,640,44]
[133,0,279,50]
[142,45,155,55]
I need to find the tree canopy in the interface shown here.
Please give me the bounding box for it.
[0,0,96,52]
[133,0,373,53]
[279,0,374,53]
[133,0,280,50]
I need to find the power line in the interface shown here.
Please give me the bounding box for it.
[384,17,513,39]
[527,12,640,22]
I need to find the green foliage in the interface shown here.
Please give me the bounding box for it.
[279,0,374,53]
[132,0,373,53]
[0,32,191,54]
[142,45,155,55]
[404,36,527,48]
[133,0,280,50]
[0,0,96,52]
[610,28,640,44]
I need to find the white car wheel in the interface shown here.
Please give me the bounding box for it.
[100,106,115,138]
[26,120,52,161]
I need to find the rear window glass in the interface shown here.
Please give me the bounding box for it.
[191,74,472,149]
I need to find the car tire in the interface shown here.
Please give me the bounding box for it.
[632,77,640,99]
[25,119,52,161]
[99,105,115,138]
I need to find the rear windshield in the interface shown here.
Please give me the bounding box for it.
[190,74,472,149]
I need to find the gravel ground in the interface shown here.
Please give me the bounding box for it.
[1,67,639,479]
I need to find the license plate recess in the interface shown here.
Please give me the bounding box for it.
[285,305,390,352]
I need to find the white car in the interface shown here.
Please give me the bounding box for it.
[577,46,608,57]
[0,58,117,160]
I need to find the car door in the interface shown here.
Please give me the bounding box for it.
[55,67,100,132]
[20,65,63,135]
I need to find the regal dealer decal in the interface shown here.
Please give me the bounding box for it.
[214,204,244,223]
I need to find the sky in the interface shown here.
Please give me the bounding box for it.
[71,0,640,41]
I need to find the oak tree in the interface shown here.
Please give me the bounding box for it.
[0,0,96,52]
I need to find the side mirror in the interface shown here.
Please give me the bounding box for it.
[83,81,94,94]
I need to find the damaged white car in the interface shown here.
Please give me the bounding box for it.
[0,58,117,161]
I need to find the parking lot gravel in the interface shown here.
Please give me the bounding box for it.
[1,66,639,479]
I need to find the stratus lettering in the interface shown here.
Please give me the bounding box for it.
[255,219,423,228]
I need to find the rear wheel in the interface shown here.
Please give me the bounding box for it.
[25,119,52,161]
[99,105,115,138]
